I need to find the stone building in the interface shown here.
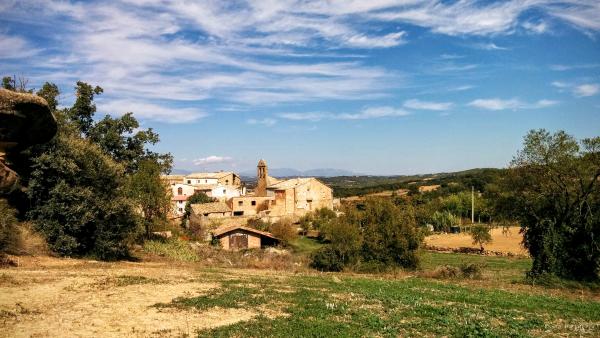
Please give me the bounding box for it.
[213,225,279,250]
[227,159,334,218]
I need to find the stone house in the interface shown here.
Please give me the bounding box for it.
[185,172,241,187]
[213,225,279,250]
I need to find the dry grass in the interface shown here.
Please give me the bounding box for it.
[425,226,527,255]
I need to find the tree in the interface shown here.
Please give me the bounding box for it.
[36,82,60,111]
[181,192,216,226]
[311,218,362,272]
[88,113,173,174]
[68,81,103,135]
[470,224,492,253]
[27,135,139,260]
[507,129,600,280]
[269,218,298,247]
[128,159,171,237]
[359,199,422,269]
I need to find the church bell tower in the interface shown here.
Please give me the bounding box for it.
[256,159,268,196]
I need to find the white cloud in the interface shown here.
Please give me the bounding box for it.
[403,99,453,111]
[247,118,277,126]
[193,156,233,166]
[522,21,548,33]
[0,33,40,58]
[97,99,207,123]
[475,42,508,51]
[278,106,409,121]
[468,98,558,111]
[551,81,600,97]
[345,31,407,48]
[574,83,599,97]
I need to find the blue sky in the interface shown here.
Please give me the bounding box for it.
[1,0,599,175]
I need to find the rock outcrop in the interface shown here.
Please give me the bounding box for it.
[0,88,57,193]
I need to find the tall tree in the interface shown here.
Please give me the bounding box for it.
[69,81,103,135]
[88,113,172,174]
[128,159,171,237]
[508,129,600,280]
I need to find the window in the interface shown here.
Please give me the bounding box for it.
[178,208,183,212]
[223,189,226,194]
[234,211,244,216]
[238,201,243,206]
[177,187,183,195]
[187,180,191,184]
[205,179,208,183]
[225,180,229,185]
[251,200,256,206]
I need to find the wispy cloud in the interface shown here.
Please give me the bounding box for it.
[278,106,409,122]
[574,83,599,97]
[247,118,277,126]
[193,156,233,166]
[475,42,508,51]
[467,98,559,111]
[403,99,453,111]
[97,99,207,123]
[551,81,599,97]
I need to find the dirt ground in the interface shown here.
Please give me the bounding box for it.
[425,226,528,255]
[0,256,275,338]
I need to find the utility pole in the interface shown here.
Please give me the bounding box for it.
[471,186,475,224]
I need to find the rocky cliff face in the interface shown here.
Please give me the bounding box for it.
[0,88,57,193]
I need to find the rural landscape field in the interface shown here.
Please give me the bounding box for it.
[1,0,599,337]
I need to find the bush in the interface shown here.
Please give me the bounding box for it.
[247,217,271,232]
[310,246,346,272]
[143,238,199,262]
[27,136,139,260]
[0,199,20,253]
[460,263,484,279]
[309,199,422,272]
[310,219,362,271]
[470,224,492,252]
[269,219,298,246]
[359,199,422,270]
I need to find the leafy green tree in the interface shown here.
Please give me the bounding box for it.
[470,224,492,252]
[181,192,216,226]
[2,76,15,90]
[358,199,422,269]
[128,159,171,237]
[36,82,60,111]
[27,135,139,259]
[68,81,103,135]
[311,218,362,271]
[507,129,600,280]
[88,113,173,174]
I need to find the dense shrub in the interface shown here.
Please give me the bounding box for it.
[0,199,20,253]
[504,130,600,280]
[359,199,422,270]
[310,219,362,271]
[247,217,271,232]
[27,136,139,260]
[269,218,298,246]
[311,199,422,272]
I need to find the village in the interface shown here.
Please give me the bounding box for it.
[162,159,336,250]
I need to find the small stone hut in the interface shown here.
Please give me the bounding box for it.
[212,226,279,250]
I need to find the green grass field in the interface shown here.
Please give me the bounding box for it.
[153,250,600,337]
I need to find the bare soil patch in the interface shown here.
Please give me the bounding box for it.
[0,257,268,337]
[425,226,527,255]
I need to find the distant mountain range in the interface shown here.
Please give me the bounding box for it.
[240,167,360,178]
[170,167,360,177]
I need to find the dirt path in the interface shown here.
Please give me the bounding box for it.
[0,257,261,337]
[425,226,527,255]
